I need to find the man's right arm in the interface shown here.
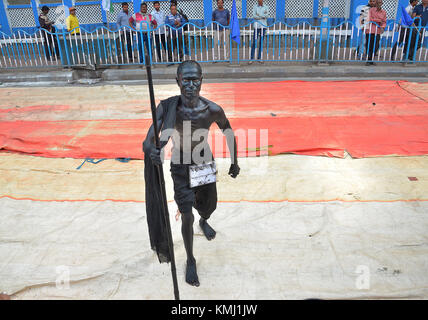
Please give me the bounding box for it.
[143,103,164,164]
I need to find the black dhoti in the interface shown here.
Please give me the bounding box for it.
[170,163,217,219]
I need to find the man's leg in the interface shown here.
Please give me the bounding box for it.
[125,31,133,60]
[391,28,405,60]
[178,33,184,60]
[171,164,200,286]
[180,210,199,286]
[41,29,51,60]
[257,29,263,60]
[171,35,178,61]
[225,29,230,60]
[218,29,225,60]
[250,28,257,60]
[138,33,144,63]
[51,26,60,58]
[366,33,373,61]
[213,28,220,60]
[160,33,168,61]
[373,34,380,60]
[166,34,173,62]
[154,33,162,61]
[143,34,152,61]
[194,182,217,240]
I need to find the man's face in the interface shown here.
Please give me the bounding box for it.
[171,6,177,15]
[258,0,263,6]
[217,0,223,9]
[42,8,49,14]
[376,0,382,7]
[141,4,147,13]
[154,3,160,10]
[423,0,428,6]
[123,4,128,13]
[177,65,203,101]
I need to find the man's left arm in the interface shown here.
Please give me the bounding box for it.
[215,107,240,178]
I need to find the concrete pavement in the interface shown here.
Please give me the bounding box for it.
[0,62,427,85]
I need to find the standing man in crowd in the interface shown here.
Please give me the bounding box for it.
[357,0,376,58]
[116,2,133,62]
[166,3,185,62]
[250,0,269,63]
[171,0,190,57]
[129,2,157,63]
[412,0,428,26]
[365,0,386,65]
[38,6,60,61]
[212,0,230,61]
[151,1,170,62]
[391,0,419,60]
[403,0,428,61]
[66,6,80,35]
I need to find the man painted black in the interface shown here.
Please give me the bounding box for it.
[143,60,240,286]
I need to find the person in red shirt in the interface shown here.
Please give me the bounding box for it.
[129,2,157,63]
[365,0,386,65]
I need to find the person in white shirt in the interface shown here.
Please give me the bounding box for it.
[357,0,376,57]
[250,0,269,62]
[406,0,418,16]
[151,1,170,62]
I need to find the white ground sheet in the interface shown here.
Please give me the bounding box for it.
[1,199,427,299]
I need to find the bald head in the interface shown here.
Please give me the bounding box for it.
[177,60,202,78]
[176,61,203,103]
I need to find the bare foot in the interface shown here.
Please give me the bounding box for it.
[199,218,216,240]
[185,260,200,287]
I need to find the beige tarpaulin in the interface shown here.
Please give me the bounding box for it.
[1,153,428,202]
[1,81,427,299]
[1,153,428,299]
[1,199,427,299]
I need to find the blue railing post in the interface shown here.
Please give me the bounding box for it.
[313,0,320,20]
[203,0,212,26]
[242,0,247,19]
[30,0,40,28]
[319,0,329,62]
[0,0,11,35]
[133,0,141,14]
[276,0,285,22]
[62,27,71,66]
[101,5,108,27]
[63,0,73,8]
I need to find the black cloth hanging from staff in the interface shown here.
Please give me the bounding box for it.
[143,95,180,263]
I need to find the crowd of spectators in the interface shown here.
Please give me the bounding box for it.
[36,0,428,64]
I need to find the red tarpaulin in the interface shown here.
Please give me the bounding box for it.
[0,80,427,159]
